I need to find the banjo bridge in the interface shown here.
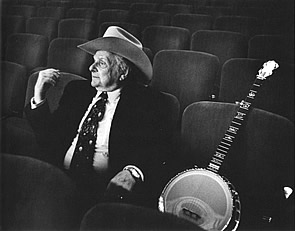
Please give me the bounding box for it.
[182,207,201,221]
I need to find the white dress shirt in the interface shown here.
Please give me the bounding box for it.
[64,88,121,173]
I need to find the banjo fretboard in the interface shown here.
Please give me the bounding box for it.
[207,61,279,173]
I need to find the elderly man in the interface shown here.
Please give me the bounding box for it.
[25,26,173,210]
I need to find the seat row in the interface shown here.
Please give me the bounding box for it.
[3,12,292,44]
[2,52,293,126]
[4,0,294,13]
[2,29,293,78]
[2,5,293,46]
[4,3,293,24]
[2,91,294,229]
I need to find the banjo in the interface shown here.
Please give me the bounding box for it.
[158,60,279,231]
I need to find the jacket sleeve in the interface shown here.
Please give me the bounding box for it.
[24,81,85,165]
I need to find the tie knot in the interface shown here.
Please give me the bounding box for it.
[99,91,108,101]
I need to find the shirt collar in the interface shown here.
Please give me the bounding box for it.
[95,88,121,103]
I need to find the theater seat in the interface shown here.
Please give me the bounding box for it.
[1,153,79,230]
[129,2,159,22]
[191,30,248,94]
[5,33,48,73]
[160,3,194,16]
[152,50,219,113]
[80,203,203,230]
[131,11,171,33]
[180,101,294,230]
[6,5,37,19]
[96,9,129,27]
[160,91,180,140]
[46,0,72,8]
[171,13,213,35]
[21,0,45,7]
[213,16,262,38]
[142,25,190,55]
[195,6,233,20]
[58,18,95,40]
[219,58,294,122]
[37,6,66,20]
[101,1,131,10]
[248,35,294,65]
[26,17,58,42]
[1,61,27,119]
[46,38,93,79]
[66,7,97,20]
[72,0,97,8]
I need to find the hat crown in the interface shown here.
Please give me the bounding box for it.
[103,26,143,50]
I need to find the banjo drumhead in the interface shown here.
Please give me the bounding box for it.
[160,169,234,231]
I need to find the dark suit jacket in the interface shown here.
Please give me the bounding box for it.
[25,80,173,208]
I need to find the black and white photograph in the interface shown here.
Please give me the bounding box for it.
[1,0,294,230]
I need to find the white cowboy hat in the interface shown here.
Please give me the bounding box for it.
[77,26,152,84]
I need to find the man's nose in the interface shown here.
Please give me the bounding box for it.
[89,63,96,72]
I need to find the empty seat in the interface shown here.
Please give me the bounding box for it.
[128,3,159,22]
[191,30,248,92]
[131,11,171,32]
[235,0,276,8]
[37,6,66,20]
[72,0,97,8]
[213,16,262,38]
[47,38,93,79]
[1,61,27,118]
[152,50,219,113]
[261,17,294,35]
[26,17,58,42]
[1,15,25,37]
[98,22,140,38]
[195,6,233,20]
[21,0,46,7]
[129,2,158,13]
[142,25,190,55]
[97,9,129,27]
[1,0,18,13]
[1,15,25,58]
[101,1,131,10]
[248,35,294,64]
[66,7,97,20]
[181,101,294,230]
[209,0,232,7]
[46,0,72,8]
[58,18,95,40]
[7,5,37,18]
[233,7,267,19]
[5,33,48,72]
[80,203,199,230]
[219,58,294,122]
[160,3,194,15]
[171,13,213,35]
[1,153,79,230]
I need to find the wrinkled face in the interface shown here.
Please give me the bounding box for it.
[89,50,122,92]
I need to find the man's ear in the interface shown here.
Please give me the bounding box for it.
[119,66,130,81]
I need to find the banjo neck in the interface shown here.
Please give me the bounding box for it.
[207,61,279,173]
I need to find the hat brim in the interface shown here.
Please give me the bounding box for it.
[78,37,152,84]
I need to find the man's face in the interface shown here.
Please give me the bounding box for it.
[89,50,121,92]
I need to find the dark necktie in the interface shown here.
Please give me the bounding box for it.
[70,91,108,176]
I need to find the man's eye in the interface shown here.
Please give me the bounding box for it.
[98,60,107,68]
